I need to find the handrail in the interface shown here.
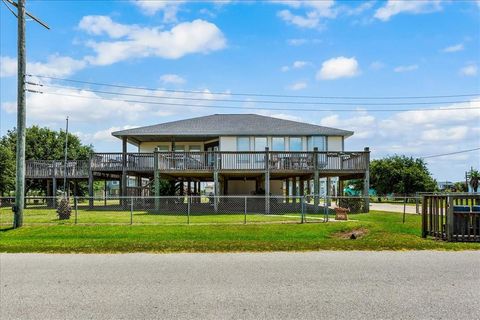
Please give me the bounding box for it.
[25,150,369,175]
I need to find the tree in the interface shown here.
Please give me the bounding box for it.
[469,168,479,192]
[0,126,94,194]
[453,181,467,193]
[370,155,437,195]
[0,144,15,196]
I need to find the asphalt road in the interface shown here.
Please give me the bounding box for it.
[1,251,479,320]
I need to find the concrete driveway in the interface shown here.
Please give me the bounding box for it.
[370,202,420,214]
[1,251,479,320]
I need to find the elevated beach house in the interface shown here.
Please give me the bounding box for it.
[26,114,370,208]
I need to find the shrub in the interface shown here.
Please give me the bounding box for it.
[57,197,72,220]
[338,198,366,213]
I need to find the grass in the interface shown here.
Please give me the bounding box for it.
[0,210,478,253]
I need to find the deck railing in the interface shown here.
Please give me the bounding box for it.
[26,151,368,177]
[25,160,90,178]
[422,193,480,242]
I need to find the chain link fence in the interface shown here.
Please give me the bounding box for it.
[0,195,423,227]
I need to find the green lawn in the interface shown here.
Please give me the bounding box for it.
[1,210,478,253]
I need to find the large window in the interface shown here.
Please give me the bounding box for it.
[272,137,285,151]
[156,145,169,152]
[189,145,201,152]
[308,136,326,151]
[174,145,185,152]
[289,137,302,151]
[237,137,250,151]
[254,137,267,151]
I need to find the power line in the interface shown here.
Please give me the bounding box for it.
[30,83,478,106]
[420,147,480,159]
[27,74,480,100]
[28,90,480,113]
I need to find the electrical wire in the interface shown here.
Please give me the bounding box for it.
[29,82,479,106]
[28,89,480,113]
[420,147,480,159]
[27,74,480,100]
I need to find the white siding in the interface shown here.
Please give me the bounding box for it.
[327,136,343,151]
[138,142,205,153]
[220,136,237,151]
[139,142,171,153]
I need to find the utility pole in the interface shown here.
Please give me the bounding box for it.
[63,116,69,196]
[3,0,49,228]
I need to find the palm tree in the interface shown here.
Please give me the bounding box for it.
[469,169,479,192]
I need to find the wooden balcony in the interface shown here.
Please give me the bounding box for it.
[26,151,369,178]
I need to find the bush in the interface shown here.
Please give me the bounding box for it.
[338,198,366,213]
[57,198,72,220]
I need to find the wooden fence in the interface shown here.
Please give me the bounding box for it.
[422,193,480,242]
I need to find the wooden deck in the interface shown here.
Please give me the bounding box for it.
[25,151,369,178]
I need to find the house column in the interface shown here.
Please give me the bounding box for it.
[313,147,319,213]
[121,137,128,208]
[264,147,270,214]
[299,178,304,198]
[88,156,93,208]
[326,177,332,206]
[292,177,297,204]
[154,148,160,211]
[285,179,290,203]
[363,147,370,213]
[213,152,219,212]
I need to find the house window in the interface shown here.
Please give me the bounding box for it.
[189,145,201,152]
[254,137,267,151]
[308,136,326,151]
[272,137,285,151]
[237,137,250,151]
[156,145,169,152]
[289,137,302,151]
[174,145,185,152]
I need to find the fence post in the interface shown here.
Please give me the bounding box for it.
[301,196,305,223]
[415,192,419,214]
[324,195,328,222]
[74,196,78,225]
[446,196,454,241]
[187,195,190,225]
[130,197,133,225]
[244,196,247,225]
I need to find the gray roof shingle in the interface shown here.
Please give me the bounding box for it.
[112,114,353,138]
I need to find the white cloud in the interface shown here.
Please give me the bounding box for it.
[274,0,336,29]
[1,54,86,78]
[0,56,17,77]
[374,0,442,21]
[316,56,359,80]
[281,60,310,72]
[132,0,185,22]
[394,64,419,73]
[79,16,226,65]
[370,61,385,70]
[287,81,307,91]
[442,43,464,53]
[287,38,308,46]
[460,64,478,76]
[160,74,186,85]
[93,125,137,142]
[293,60,308,69]
[319,98,480,180]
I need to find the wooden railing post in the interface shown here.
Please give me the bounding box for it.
[446,195,454,241]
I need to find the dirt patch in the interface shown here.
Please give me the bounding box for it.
[333,228,369,240]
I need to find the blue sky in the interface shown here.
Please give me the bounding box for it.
[1,0,479,181]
